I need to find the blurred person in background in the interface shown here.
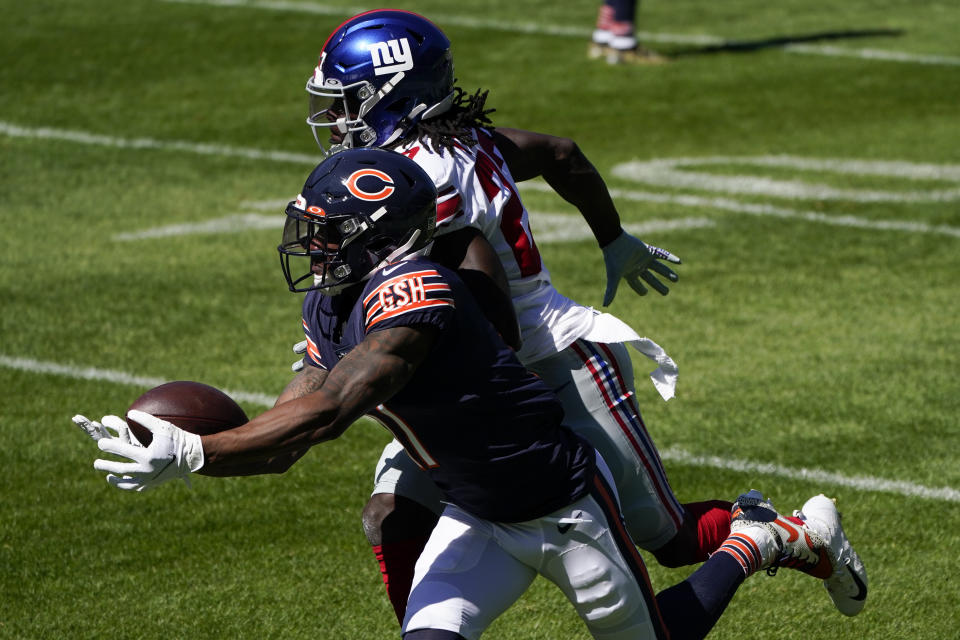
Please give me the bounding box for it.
[589,0,667,64]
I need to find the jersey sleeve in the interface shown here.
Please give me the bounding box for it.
[436,183,464,228]
[361,263,456,334]
[298,292,331,371]
[299,317,327,370]
[397,140,467,233]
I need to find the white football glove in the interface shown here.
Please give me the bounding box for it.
[72,414,144,446]
[92,410,204,492]
[291,339,307,372]
[602,230,681,306]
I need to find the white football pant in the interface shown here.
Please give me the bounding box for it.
[402,455,669,640]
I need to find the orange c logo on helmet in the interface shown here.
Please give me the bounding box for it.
[345,169,395,201]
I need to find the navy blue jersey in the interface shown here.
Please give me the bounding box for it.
[300,258,594,522]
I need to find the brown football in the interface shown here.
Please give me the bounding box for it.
[127,381,248,446]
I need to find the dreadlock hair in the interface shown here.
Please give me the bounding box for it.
[391,87,495,155]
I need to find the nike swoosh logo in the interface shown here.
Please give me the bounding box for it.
[558,511,582,534]
[846,565,868,601]
[775,517,800,543]
[380,263,406,276]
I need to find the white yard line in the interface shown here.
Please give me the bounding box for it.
[160,0,960,67]
[661,448,960,502]
[112,213,283,240]
[0,121,318,165]
[4,121,958,239]
[111,208,715,243]
[529,213,715,243]
[786,43,960,66]
[0,355,276,407]
[520,181,960,238]
[6,352,957,502]
[611,156,960,203]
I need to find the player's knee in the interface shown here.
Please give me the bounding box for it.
[362,493,439,546]
[562,561,641,629]
[362,493,395,545]
[571,570,657,639]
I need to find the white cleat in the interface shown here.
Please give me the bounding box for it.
[730,489,834,578]
[794,495,868,616]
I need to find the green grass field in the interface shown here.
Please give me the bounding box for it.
[2,1,958,638]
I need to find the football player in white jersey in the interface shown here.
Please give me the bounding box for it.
[294,9,867,624]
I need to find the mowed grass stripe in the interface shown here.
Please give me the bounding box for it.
[6,353,957,503]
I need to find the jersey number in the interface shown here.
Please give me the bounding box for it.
[474,136,543,277]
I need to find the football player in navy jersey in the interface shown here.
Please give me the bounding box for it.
[77,149,864,638]
[294,9,865,626]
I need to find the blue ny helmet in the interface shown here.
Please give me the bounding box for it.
[278,148,438,294]
[306,10,455,155]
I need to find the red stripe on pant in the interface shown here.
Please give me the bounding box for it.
[571,340,684,529]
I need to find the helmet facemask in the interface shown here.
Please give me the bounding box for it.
[306,53,416,156]
[278,146,439,295]
[305,12,457,157]
[279,201,434,295]
[279,203,363,294]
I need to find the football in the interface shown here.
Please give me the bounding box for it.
[127,381,248,446]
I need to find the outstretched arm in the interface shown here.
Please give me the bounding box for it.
[493,127,680,306]
[275,364,328,407]
[493,127,623,247]
[191,366,331,477]
[203,325,437,470]
[91,325,439,489]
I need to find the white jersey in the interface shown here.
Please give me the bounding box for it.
[395,129,677,400]
[373,132,683,552]
[395,129,594,365]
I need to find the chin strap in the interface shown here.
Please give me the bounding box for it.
[421,90,456,119]
[362,232,428,284]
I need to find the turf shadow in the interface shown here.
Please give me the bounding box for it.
[665,28,905,59]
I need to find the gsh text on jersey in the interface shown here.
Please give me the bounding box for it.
[379,276,427,311]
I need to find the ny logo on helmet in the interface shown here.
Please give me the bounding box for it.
[368,38,413,76]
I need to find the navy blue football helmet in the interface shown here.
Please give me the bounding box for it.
[306,10,455,155]
[279,148,438,294]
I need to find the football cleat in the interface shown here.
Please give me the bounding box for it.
[794,495,868,616]
[730,490,835,579]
